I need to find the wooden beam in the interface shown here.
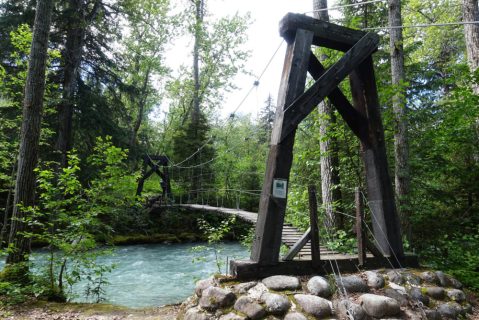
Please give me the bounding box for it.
[366,237,385,258]
[280,32,379,142]
[280,13,367,51]
[349,57,404,258]
[250,29,314,265]
[283,227,311,261]
[231,255,419,280]
[308,53,368,140]
[355,187,366,266]
[308,185,321,267]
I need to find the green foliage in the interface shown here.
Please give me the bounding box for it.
[420,231,479,292]
[324,230,357,254]
[86,136,141,234]
[0,137,140,303]
[192,216,237,274]
[17,151,113,301]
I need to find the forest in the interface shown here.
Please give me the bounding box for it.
[0,0,478,312]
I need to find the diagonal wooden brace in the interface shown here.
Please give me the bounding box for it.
[283,227,311,261]
[308,54,368,140]
[280,32,379,142]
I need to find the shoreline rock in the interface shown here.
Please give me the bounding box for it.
[178,269,476,320]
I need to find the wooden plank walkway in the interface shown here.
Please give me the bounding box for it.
[175,204,339,260]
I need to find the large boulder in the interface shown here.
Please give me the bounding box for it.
[424,309,441,320]
[247,282,269,299]
[199,286,236,311]
[425,286,446,300]
[185,307,211,320]
[307,276,332,297]
[219,313,246,320]
[262,275,301,291]
[420,271,439,285]
[233,296,266,320]
[294,294,332,318]
[381,288,408,307]
[336,275,368,293]
[449,277,463,289]
[261,292,291,315]
[195,278,216,297]
[446,289,466,303]
[364,271,385,289]
[408,287,430,306]
[387,270,405,284]
[232,281,257,295]
[359,293,401,318]
[284,312,308,320]
[437,302,463,319]
[333,299,366,320]
[435,271,452,287]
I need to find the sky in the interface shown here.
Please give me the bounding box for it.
[163,0,325,120]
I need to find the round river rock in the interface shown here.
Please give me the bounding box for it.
[234,296,265,320]
[359,293,400,318]
[307,276,331,297]
[262,275,301,291]
[294,294,332,318]
[261,292,291,315]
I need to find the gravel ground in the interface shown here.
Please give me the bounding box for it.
[0,301,180,320]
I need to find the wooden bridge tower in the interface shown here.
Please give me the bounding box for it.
[233,13,405,275]
[136,155,172,200]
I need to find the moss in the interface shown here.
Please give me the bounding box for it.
[178,232,201,242]
[111,233,182,245]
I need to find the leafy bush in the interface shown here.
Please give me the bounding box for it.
[0,137,140,303]
[420,231,479,292]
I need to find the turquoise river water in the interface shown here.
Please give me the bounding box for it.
[2,242,250,308]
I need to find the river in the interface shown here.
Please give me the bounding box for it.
[3,242,250,308]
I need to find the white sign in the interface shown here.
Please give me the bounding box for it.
[272,179,287,198]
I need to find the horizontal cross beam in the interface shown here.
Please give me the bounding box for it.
[280,32,379,142]
[280,13,368,51]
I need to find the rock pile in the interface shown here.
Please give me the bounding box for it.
[178,269,476,319]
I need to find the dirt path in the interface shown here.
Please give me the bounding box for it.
[0,301,180,320]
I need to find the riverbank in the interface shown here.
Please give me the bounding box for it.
[109,207,253,246]
[0,301,180,319]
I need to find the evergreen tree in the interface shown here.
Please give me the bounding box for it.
[7,0,54,264]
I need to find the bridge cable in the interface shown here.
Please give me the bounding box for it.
[169,40,284,169]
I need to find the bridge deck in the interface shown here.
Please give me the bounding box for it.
[176,204,338,260]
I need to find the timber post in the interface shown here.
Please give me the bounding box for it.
[250,28,314,265]
[355,187,366,266]
[308,185,321,268]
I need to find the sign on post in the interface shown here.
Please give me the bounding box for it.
[272,179,288,198]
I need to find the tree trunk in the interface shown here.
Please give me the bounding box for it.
[192,0,203,125]
[462,0,479,194]
[313,0,343,229]
[389,0,411,241]
[7,0,53,264]
[129,67,151,149]
[191,0,204,201]
[0,162,16,247]
[463,0,479,79]
[56,0,100,168]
